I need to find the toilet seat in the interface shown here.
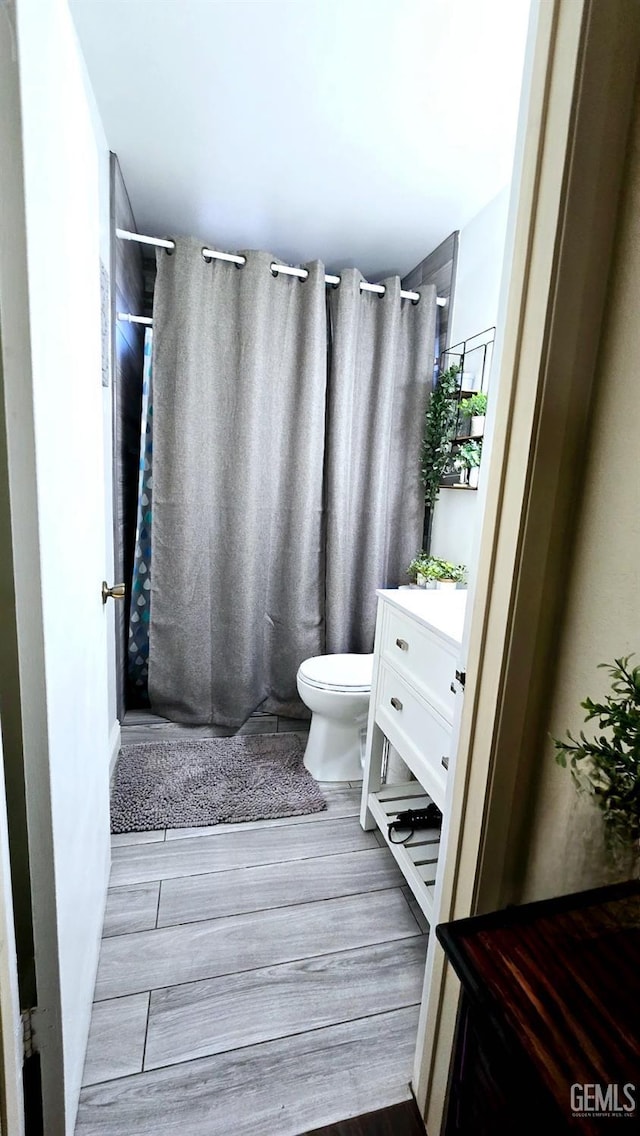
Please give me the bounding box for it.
[298,653,373,693]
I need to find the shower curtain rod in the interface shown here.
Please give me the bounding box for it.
[115,229,447,306]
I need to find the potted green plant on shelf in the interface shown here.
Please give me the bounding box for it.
[459,392,488,438]
[422,364,461,513]
[407,553,439,588]
[453,439,482,487]
[554,656,640,865]
[433,559,466,591]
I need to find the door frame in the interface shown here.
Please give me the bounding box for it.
[412,1,640,1130]
[0,5,62,1126]
[0,727,24,1136]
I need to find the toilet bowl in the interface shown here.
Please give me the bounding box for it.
[296,653,374,782]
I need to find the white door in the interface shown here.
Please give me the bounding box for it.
[1,2,113,1133]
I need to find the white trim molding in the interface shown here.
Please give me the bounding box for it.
[108,719,121,781]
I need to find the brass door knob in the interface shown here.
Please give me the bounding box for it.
[102,581,126,605]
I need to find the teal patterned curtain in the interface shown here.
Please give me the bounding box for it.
[128,328,153,697]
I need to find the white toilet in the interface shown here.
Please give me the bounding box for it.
[296,653,374,782]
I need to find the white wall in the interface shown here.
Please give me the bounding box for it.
[6,0,114,1128]
[449,188,511,347]
[520,81,640,901]
[430,189,510,568]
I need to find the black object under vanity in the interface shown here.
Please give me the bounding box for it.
[437,880,640,1135]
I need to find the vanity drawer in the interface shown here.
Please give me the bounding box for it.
[375,663,449,810]
[381,604,458,723]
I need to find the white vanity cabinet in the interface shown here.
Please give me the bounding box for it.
[360,588,466,925]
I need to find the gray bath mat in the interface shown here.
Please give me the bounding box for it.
[110,733,326,833]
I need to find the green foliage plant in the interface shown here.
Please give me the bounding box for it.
[432,559,466,583]
[422,364,460,510]
[554,657,640,854]
[453,439,482,472]
[407,553,440,582]
[459,392,488,419]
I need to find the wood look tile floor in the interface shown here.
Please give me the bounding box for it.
[76,746,427,1136]
[120,709,313,746]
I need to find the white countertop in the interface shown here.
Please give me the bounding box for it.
[377,587,467,647]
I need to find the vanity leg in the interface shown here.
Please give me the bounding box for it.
[360,724,386,830]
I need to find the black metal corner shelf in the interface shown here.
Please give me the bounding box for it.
[438,326,495,491]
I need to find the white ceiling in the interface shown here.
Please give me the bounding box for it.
[70,0,530,280]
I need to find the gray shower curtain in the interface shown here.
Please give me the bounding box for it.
[148,237,436,725]
[325,273,436,652]
[148,238,327,725]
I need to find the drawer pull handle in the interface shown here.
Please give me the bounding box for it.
[395,637,408,651]
[390,696,403,712]
[441,755,449,770]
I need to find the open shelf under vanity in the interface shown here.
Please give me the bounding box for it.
[367,781,441,924]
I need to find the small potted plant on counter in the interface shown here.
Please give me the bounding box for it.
[554,656,640,867]
[453,439,482,487]
[459,392,487,438]
[434,560,466,590]
[408,553,439,588]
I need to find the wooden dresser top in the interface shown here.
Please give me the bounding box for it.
[437,880,640,1123]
